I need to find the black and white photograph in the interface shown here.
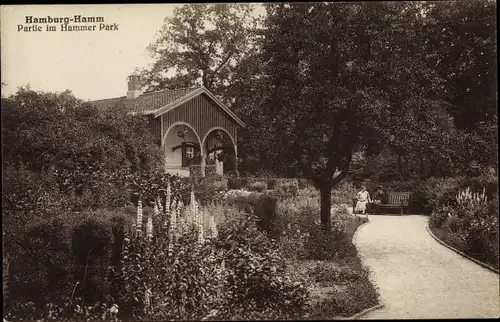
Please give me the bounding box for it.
[1,2,498,320]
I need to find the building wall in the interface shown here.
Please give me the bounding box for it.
[161,93,238,148]
[148,115,162,145]
[149,92,240,175]
[164,125,198,170]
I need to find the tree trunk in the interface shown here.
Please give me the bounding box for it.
[397,154,403,177]
[401,155,409,178]
[320,186,332,231]
[419,155,425,178]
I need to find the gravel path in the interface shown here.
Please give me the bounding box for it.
[353,215,500,319]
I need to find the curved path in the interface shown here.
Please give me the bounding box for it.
[353,215,499,319]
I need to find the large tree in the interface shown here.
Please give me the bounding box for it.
[259,2,449,229]
[137,4,268,174]
[140,4,262,103]
[421,0,496,131]
[350,0,497,181]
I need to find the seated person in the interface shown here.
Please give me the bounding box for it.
[372,185,386,204]
[368,185,386,215]
[354,185,371,215]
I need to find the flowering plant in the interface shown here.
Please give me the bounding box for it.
[111,182,311,320]
[112,185,223,320]
[456,186,488,206]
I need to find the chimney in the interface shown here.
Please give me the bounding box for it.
[127,75,142,99]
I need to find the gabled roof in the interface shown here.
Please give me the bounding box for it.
[91,86,246,128]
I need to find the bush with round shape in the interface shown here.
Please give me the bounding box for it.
[248,180,267,192]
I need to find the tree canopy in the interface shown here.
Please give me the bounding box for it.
[250,1,496,228]
[139,4,262,104]
[1,88,163,174]
[122,2,496,228]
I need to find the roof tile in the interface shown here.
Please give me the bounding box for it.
[91,87,201,113]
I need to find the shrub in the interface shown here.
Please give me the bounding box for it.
[71,217,113,303]
[109,215,127,297]
[462,169,498,200]
[298,178,310,190]
[215,212,311,320]
[269,179,299,199]
[2,88,162,179]
[4,298,120,321]
[312,275,378,317]
[7,217,73,309]
[299,186,320,199]
[429,204,454,228]
[222,189,251,204]
[274,195,319,260]
[420,176,465,213]
[204,164,218,179]
[189,165,204,184]
[5,208,134,319]
[227,177,248,190]
[2,165,62,225]
[212,179,228,192]
[111,193,310,320]
[303,227,347,261]
[267,178,277,190]
[308,261,367,287]
[127,169,192,206]
[275,194,358,261]
[434,186,499,268]
[248,180,267,192]
[2,165,66,269]
[53,166,131,211]
[453,190,498,263]
[193,176,227,206]
[193,178,216,205]
[229,193,279,238]
[331,181,358,206]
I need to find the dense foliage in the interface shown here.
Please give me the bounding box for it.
[2,2,496,319]
[2,88,165,249]
[139,4,262,103]
[427,171,499,269]
[2,88,162,173]
[4,186,313,321]
[129,2,496,229]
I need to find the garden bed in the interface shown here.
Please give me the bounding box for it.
[429,225,499,270]
[4,178,380,321]
[289,216,379,319]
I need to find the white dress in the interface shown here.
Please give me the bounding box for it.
[355,191,371,213]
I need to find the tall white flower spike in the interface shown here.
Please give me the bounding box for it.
[171,197,178,228]
[136,200,143,230]
[209,215,218,239]
[157,196,163,213]
[170,198,178,240]
[177,198,183,219]
[144,287,152,313]
[146,216,153,240]
[183,203,191,226]
[197,209,205,245]
[166,181,172,214]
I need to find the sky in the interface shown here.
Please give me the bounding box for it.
[1,4,265,101]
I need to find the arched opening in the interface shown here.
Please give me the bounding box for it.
[163,122,201,177]
[201,128,237,176]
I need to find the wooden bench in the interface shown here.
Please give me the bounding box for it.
[375,192,411,215]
